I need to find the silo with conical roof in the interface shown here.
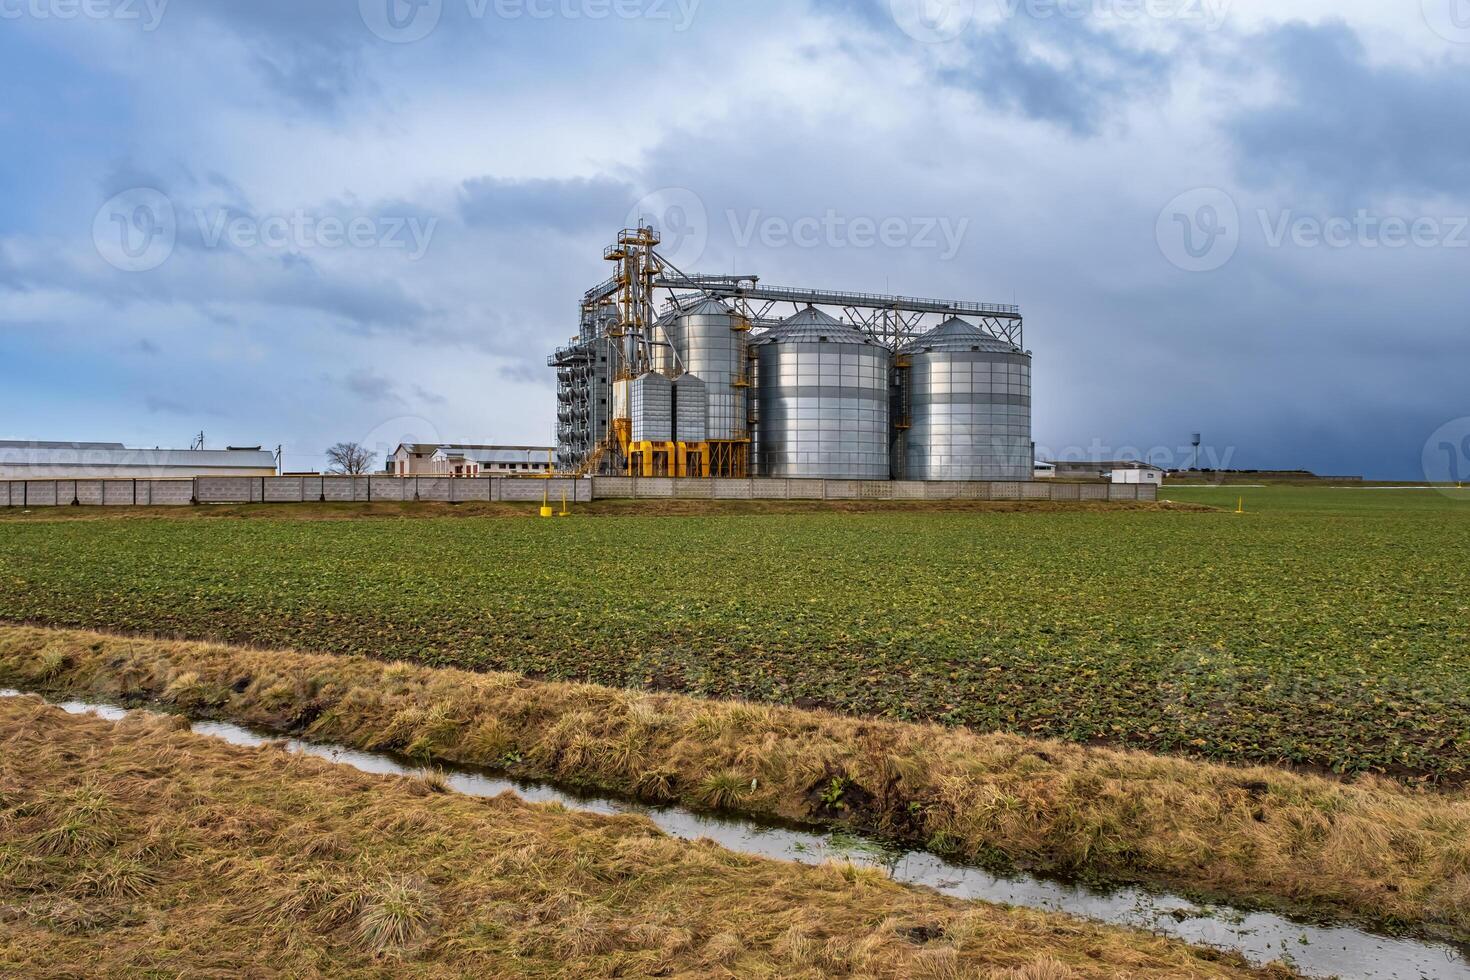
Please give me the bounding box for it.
[673,297,750,476]
[897,316,1031,481]
[753,307,891,479]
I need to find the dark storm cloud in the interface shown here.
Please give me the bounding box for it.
[939,19,1172,137]
[340,368,405,405]
[824,0,1173,135]
[1230,21,1470,201]
[151,1,378,113]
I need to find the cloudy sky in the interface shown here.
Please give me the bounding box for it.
[3,0,1468,478]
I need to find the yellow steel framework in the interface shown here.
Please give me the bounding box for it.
[706,440,748,478]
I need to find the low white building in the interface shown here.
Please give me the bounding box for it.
[0,441,277,479]
[1033,460,1057,479]
[1109,463,1166,486]
[390,443,555,477]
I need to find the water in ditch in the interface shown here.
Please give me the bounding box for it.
[3,689,1466,980]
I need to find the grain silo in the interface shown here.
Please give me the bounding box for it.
[753,307,891,479]
[894,316,1032,481]
[675,298,751,477]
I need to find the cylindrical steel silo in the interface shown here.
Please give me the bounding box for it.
[650,311,680,376]
[754,307,891,479]
[676,298,746,441]
[898,317,1032,481]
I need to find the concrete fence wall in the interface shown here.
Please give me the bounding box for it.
[2,476,1153,508]
[589,477,1156,503]
[1,477,593,508]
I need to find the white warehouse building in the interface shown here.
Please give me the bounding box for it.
[0,441,277,479]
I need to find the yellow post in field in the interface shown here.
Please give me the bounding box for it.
[1235,496,1245,514]
[539,448,556,517]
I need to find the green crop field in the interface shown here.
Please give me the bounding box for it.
[2,486,1468,781]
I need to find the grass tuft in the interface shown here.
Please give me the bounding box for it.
[345,875,436,958]
[696,770,751,810]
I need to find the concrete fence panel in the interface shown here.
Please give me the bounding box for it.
[196,477,251,504]
[263,479,302,503]
[3,474,1150,508]
[592,477,633,498]
[711,479,754,499]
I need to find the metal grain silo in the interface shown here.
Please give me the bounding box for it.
[676,298,750,475]
[676,299,747,438]
[897,317,1032,481]
[629,372,673,443]
[650,311,680,376]
[754,307,891,479]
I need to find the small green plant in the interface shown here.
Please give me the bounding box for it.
[820,776,850,810]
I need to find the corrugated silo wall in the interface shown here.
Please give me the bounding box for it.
[755,340,891,479]
[902,349,1033,481]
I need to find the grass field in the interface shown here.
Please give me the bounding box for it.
[1,486,1468,780]
[2,698,1279,977]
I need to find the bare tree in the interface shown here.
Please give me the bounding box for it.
[325,442,377,475]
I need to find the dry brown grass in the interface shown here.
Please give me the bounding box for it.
[2,624,1467,943]
[0,697,1281,978]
